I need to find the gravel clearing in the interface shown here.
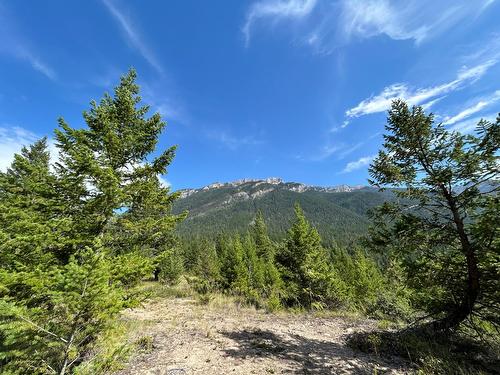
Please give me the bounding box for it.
[115,297,411,375]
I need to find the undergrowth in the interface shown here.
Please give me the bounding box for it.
[347,327,500,375]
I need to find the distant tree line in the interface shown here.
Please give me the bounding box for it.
[179,206,411,317]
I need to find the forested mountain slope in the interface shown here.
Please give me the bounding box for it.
[172,178,392,245]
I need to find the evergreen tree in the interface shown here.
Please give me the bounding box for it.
[217,235,241,290]
[0,139,68,269]
[192,240,221,294]
[156,247,184,285]
[0,70,184,373]
[252,211,275,260]
[251,212,282,300]
[368,100,499,330]
[231,237,250,295]
[277,204,337,308]
[1,247,123,374]
[240,234,265,302]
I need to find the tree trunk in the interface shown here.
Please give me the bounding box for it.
[59,330,76,375]
[433,247,480,331]
[433,198,480,331]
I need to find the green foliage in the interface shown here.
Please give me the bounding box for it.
[183,206,404,315]
[188,240,221,295]
[156,247,184,285]
[110,252,154,289]
[348,328,499,375]
[368,100,499,331]
[172,183,393,247]
[277,204,340,308]
[0,70,183,374]
[0,247,123,374]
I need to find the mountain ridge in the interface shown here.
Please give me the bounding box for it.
[177,177,367,199]
[172,178,389,246]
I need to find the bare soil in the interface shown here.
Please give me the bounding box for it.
[115,296,411,375]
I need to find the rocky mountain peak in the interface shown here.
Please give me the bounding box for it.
[177,178,366,199]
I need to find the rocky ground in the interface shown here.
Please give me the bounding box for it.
[115,294,411,375]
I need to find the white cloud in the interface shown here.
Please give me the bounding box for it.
[448,112,498,134]
[0,126,59,172]
[340,0,429,44]
[0,7,56,80]
[102,0,163,74]
[329,120,350,133]
[342,154,376,173]
[309,144,343,161]
[339,0,494,45]
[443,90,500,125]
[308,140,365,161]
[19,49,56,80]
[158,175,171,189]
[0,126,39,171]
[206,129,264,151]
[242,0,317,46]
[346,60,497,118]
[140,81,188,125]
[421,96,446,110]
[243,0,494,52]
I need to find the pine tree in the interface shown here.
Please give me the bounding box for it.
[231,237,250,295]
[240,234,264,303]
[277,204,337,308]
[251,212,282,300]
[253,211,275,260]
[0,70,184,373]
[0,138,68,268]
[369,100,499,330]
[217,234,241,290]
[156,247,184,285]
[192,240,221,294]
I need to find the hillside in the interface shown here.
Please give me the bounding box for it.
[172,178,392,246]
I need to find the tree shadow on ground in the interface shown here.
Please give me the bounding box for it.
[221,328,406,374]
[346,329,500,375]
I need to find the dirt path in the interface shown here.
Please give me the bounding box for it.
[116,297,410,375]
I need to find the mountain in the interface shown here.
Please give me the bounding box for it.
[172,178,392,246]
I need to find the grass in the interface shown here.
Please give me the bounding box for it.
[346,327,500,375]
[75,279,499,375]
[74,278,195,374]
[139,277,194,299]
[74,320,133,375]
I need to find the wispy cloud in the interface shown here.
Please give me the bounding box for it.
[308,144,343,161]
[140,81,188,124]
[0,6,56,80]
[341,154,376,173]
[330,120,350,133]
[102,0,163,74]
[338,0,494,45]
[205,129,265,151]
[345,60,497,118]
[242,0,317,47]
[448,112,498,134]
[158,175,171,189]
[243,0,493,53]
[0,126,38,171]
[12,48,56,80]
[443,90,500,125]
[0,126,60,172]
[306,140,367,162]
[339,0,429,44]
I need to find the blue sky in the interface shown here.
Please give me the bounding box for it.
[0,0,499,190]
